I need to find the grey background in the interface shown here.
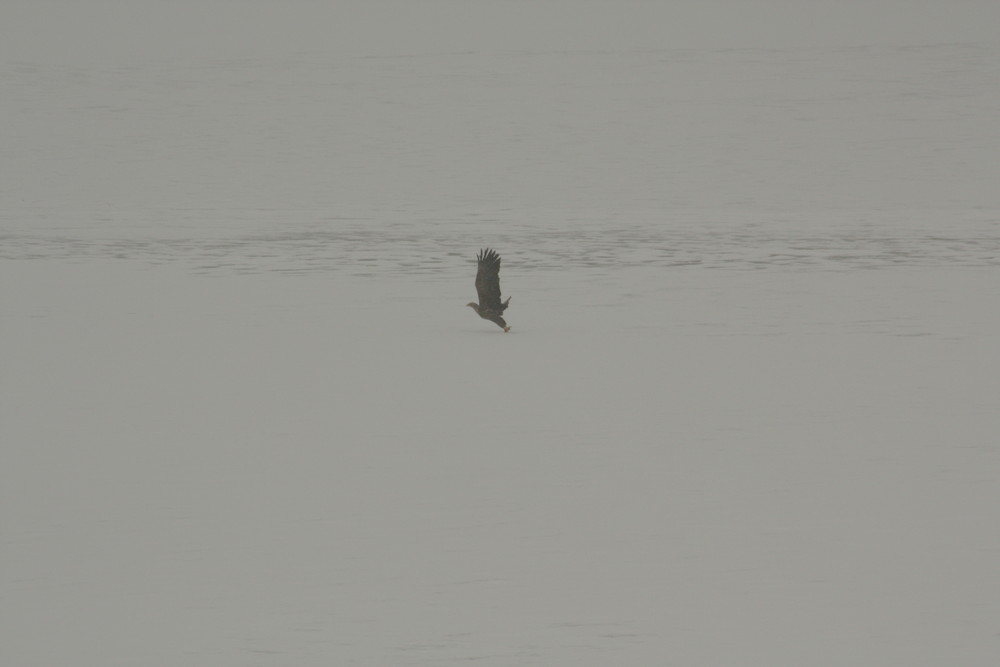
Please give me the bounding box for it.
[3,1,999,665]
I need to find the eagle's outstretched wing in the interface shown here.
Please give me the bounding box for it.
[475,248,504,310]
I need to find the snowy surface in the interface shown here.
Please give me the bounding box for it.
[3,2,1000,665]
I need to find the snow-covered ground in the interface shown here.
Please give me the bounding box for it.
[3,2,1000,665]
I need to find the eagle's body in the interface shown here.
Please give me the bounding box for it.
[467,248,511,332]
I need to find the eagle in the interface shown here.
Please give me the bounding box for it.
[467,248,512,332]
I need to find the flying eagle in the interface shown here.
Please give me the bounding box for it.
[467,248,511,332]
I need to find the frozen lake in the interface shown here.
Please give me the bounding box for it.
[3,2,1000,665]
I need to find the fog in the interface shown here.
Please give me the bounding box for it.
[3,2,999,665]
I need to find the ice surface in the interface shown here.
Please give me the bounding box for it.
[3,2,1000,665]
